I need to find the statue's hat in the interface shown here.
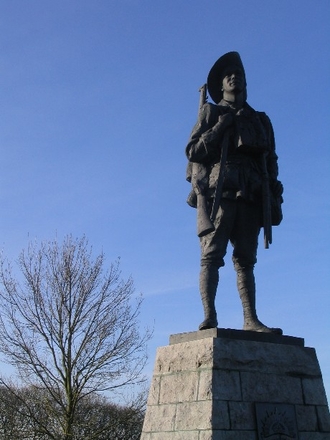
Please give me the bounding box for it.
[207,51,246,104]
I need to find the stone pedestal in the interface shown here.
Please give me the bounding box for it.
[140,328,330,439]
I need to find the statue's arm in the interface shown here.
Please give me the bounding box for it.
[185,103,232,164]
[264,115,283,197]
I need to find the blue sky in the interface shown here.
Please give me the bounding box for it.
[1,1,329,402]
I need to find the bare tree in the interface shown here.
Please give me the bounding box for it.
[0,235,151,440]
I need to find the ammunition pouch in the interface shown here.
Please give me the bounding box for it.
[261,193,283,227]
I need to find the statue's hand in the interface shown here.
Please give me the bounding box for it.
[208,113,233,143]
[218,112,234,127]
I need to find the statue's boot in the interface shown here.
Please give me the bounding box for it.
[199,264,218,330]
[236,267,283,335]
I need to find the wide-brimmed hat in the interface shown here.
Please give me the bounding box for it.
[207,51,246,104]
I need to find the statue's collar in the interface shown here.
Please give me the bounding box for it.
[219,100,254,114]
[219,99,245,111]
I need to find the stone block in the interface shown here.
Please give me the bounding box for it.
[228,401,256,430]
[175,400,216,431]
[171,433,199,440]
[151,431,199,440]
[198,430,212,440]
[198,369,241,401]
[159,371,199,404]
[296,405,318,431]
[212,369,242,400]
[210,431,257,440]
[155,339,213,374]
[142,403,176,432]
[302,378,329,405]
[299,433,330,439]
[212,400,231,430]
[316,405,330,432]
[213,338,321,377]
[146,375,161,405]
[147,433,199,440]
[197,369,213,400]
[240,370,303,403]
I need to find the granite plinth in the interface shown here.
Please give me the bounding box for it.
[140,329,330,439]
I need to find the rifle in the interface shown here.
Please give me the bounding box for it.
[199,83,207,112]
[192,84,215,237]
[210,130,229,223]
[262,153,272,249]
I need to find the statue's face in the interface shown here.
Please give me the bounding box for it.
[221,65,246,95]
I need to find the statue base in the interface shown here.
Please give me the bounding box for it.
[140,328,330,439]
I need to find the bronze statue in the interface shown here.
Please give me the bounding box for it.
[185,52,283,333]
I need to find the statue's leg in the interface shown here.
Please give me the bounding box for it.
[198,263,219,330]
[198,199,233,330]
[235,265,282,335]
[232,200,282,335]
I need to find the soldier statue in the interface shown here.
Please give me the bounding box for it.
[185,51,283,333]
